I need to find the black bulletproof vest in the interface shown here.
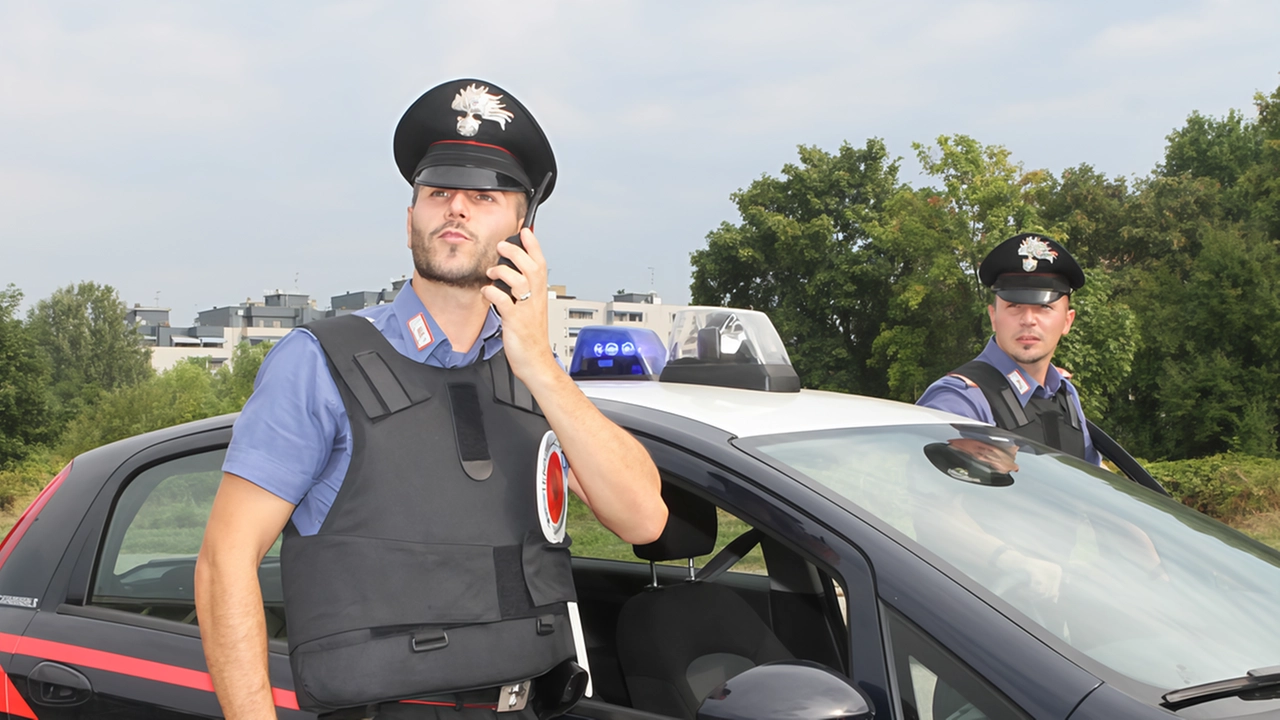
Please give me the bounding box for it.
[281,314,577,713]
[950,359,1087,460]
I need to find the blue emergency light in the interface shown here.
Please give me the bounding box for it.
[569,327,667,380]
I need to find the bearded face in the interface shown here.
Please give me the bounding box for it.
[407,187,526,290]
[409,219,500,289]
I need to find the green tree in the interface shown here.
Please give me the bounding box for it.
[27,282,152,424]
[1112,225,1280,459]
[912,134,1061,295]
[1160,108,1262,222]
[1241,83,1280,239]
[690,140,902,394]
[210,341,274,413]
[1089,83,1280,459]
[867,186,985,400]
[0,286,54,466]
[58,358,219,457]
[1052,270,1138,422]
[866,136,1064,401]
[1038,164,1131,268]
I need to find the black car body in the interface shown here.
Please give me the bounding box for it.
[1,376,1279,720]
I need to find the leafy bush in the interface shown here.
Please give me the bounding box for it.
[0,448,67,511]
[1149,453,1280,523]
[56,340,274,458]
[57,359,222,458]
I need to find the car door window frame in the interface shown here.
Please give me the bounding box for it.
[594,425,891,718]
[91,447,225,606]
[883,602,1031,720]
[39,427,295,648]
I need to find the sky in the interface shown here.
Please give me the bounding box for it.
[2,0,1279,324]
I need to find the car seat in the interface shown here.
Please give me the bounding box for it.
[614,484,792,719]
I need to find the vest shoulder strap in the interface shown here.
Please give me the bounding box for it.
[1060,378,1082,430]
[303,315,431,420]
[487,349,541,415]
[951,360,1029,429]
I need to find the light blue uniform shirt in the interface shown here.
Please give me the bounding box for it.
[222,282,505,535]
[916,337,1100,465]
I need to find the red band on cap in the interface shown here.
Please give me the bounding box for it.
[428,139,518,158]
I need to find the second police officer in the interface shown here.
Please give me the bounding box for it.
[195,79,668,720]
[916,233,1101,465]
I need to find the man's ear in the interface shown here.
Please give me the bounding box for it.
[406,206,413,249]
[987,303,997,330]
[1062,307,1076,336]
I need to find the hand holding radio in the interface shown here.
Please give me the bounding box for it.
[492,171,553,301]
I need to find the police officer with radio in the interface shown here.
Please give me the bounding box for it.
[916,233,1101,465]
[195,79,667,720]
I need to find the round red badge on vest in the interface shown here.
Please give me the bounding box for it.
[536,431,569,543]
[546,451,565,525]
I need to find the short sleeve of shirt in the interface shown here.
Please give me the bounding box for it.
[916,376,994,424]
[223,330,345,505]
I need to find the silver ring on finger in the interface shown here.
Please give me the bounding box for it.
[517,291,532,302]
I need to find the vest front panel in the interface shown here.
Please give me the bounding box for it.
[281,315,577,712]
[952,359,1087,461]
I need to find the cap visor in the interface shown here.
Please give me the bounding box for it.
[413,166,528,192]
[994,289,1065,305]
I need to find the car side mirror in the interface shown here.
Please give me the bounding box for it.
[697,660,874,720]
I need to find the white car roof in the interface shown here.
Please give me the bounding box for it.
[578,380,972,438]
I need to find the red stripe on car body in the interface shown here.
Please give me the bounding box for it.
[0,632,299,711]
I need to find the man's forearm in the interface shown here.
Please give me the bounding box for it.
[195,554,277,720]
[524,361,666,544]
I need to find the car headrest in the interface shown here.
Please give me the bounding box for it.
[632,482,717,562]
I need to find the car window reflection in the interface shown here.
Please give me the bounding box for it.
[748,424,1280,691]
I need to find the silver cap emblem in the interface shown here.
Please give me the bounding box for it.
[451,84,515,137]
[1017,235,1058,272]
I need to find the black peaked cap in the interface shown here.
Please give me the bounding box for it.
[979,232,1085,303]
[393,78,556,201]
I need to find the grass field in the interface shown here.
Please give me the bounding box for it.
[0,494,34,540]
[1236,511,1280,548]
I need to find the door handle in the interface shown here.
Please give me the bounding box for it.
[28,661,92,706]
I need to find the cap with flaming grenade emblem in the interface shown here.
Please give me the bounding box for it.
[979,232,1085,305]
[394,79,557,201]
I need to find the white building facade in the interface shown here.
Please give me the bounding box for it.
[545,290,687,361]
[140,286,687,372]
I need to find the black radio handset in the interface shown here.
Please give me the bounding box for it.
[493,171,554,300]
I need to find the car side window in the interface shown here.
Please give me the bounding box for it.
[89,449,286,638]
[887,606,1028,720]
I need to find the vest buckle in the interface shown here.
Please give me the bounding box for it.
[536,614,556,635]
[497,681,531,712]
[410,629,449,653]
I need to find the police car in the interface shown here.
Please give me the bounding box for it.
[1,308,1278,720]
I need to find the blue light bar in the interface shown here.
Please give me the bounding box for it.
[570,326,666,380]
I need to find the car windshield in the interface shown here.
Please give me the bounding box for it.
[745,423,1280,691]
